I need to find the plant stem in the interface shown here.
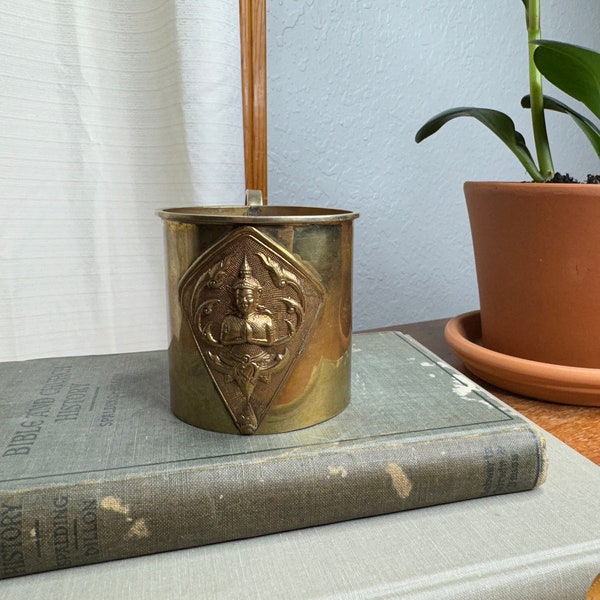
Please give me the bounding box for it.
[527,0,554,179]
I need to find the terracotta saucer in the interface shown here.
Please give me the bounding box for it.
[444,310,600,407]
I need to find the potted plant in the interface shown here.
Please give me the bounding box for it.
[415,0,600,401]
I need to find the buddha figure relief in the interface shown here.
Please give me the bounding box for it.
[178,227,324,433]
[220,256,274,346]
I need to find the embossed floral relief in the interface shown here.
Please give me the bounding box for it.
[179,227,324,434]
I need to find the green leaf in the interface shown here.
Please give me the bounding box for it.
[522,94,600,159]
[415,107,544,181]
[533,41,600,120]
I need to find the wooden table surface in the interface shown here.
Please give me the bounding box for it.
[389,318,600,466]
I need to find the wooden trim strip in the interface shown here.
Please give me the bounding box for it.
[239,0,268,201]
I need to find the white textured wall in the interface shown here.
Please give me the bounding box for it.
[267,0,600,330]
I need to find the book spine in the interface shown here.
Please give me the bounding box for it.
[0,425,546,579]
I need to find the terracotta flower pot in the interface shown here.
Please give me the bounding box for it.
[464,181,600,369]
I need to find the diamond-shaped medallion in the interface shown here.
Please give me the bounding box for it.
[178,226,325,434]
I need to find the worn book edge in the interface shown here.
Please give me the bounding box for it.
[396,331,549,486]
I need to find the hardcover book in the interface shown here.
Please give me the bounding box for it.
[0,331,547,578]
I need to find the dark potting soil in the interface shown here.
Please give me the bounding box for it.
[548,172,600,184]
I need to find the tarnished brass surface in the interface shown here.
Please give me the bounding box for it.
[159,200,358,435]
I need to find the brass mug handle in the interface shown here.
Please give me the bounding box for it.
[245,189,264,207]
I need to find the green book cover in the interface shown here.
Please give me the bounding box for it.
[0,331,547,578]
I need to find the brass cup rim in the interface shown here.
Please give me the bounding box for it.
[157,205,359,225]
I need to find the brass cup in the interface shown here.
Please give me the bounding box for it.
[158,195,358,435]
